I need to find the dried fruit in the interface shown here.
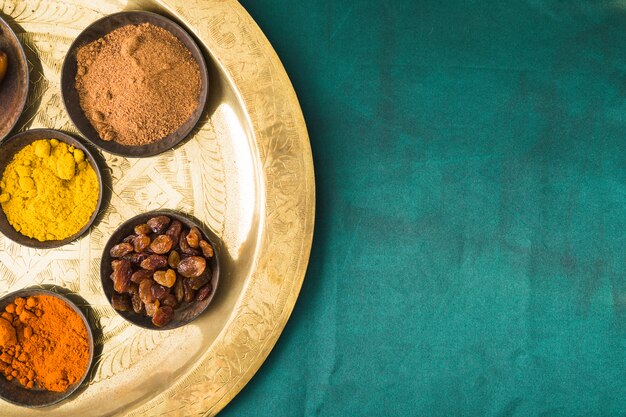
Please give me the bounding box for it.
[127,282,139,296]
[110,243,133,257]
[179,230,198,255]
[196,283,213,301]
[168,250,180,268]
[0,52,7,85]
[165,220,183,247]
[134,223,152,235]
[112,260,132,293]
[151,283,169,300]
[154,269,176,287]
[147,216,171,234]
[174,278,184,303]
[109,215,218,326]
[186,226,201,248]
[199,240,214,258]
[123,252,151,265]
[150,235,173,254]
[140,254,167,270]
[144,300,160,317]
[152,306,174,327]
[132,293,144,314]
[177,256,206,278]
[189,273,210,290]
[183,279,196,303]
[139,279,155,304]
[111,294,131,311]
[131,269,153,284]
[133,234,151,252]
[162,294,178,308]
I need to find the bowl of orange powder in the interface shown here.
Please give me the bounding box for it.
[0,288,94,407]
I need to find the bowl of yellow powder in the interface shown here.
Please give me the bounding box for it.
[0,129,103,248]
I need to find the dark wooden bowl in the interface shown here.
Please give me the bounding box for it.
[0,129,104,248]
[0,288,94,408]
[60,11,209,158]
[0,16,29,142]
[100,210,220,330]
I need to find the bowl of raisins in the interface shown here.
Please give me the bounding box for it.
[100,211,219,329]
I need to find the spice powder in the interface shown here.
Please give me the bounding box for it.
[0,295,90,392]
[0,139,99,242]
[75,23,202,146]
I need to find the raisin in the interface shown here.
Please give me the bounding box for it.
[183,279,196,303]
[110,243,133,258]
[151,283,169,300]
[126,282,139,296]
[131,269,153,284]
[134,223,152,235]
[132,293,144,314]
[196,283,213,301]
[152,306,174,327]
[123,234,136,243]
[123,252,151,265]
[134,234,151,252]
[179,230,199,255]
[154,269,177,287]
[144,300,160,317]
[186,226,201,248]
[112,260,132,293]
[168,250,180,268]
[147,216,171,234]
[139,279,155,304]
[162,294,178,308]
[199,240,214,258]
[140,255,168,270]
[111,294,131,311]
[111,260,121,271]
[174,278,184,303]
[150,235,173,254]
[177,256,206,278]
[165,220,183,247]
[189,273,210,290]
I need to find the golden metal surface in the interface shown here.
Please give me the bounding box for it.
[0,0,315,415]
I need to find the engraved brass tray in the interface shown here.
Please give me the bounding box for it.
[0,0,315,415]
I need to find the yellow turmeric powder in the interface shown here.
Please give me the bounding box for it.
[0,139,99,241]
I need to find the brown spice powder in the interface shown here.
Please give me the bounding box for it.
[75,23,201,146]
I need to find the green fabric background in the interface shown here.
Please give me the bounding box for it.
[223,1,626,416]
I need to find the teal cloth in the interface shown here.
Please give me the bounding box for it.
[224,1,626,416]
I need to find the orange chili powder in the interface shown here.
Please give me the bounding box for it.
[0,295,90,392]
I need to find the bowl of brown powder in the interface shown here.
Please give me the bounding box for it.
[61,11,208,157]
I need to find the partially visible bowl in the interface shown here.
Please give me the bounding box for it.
[0,129,105,248]
[0,288,94,408]
[0,16,29,142]
[60,11,209,158]
[100,210,220,330]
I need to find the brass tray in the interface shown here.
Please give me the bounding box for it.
[0,0,315,415]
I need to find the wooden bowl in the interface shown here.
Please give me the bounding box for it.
[0,288,94,408]
[0,129,104,248]
[0,16,29,142]
[60,11,209,158]
[100,210,220,330]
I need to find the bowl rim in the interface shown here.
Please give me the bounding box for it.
[0,128,105,249]
[0,287,95,408]
[60,10,209,158]
[0,16,30,143]
[100,209,220,331]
